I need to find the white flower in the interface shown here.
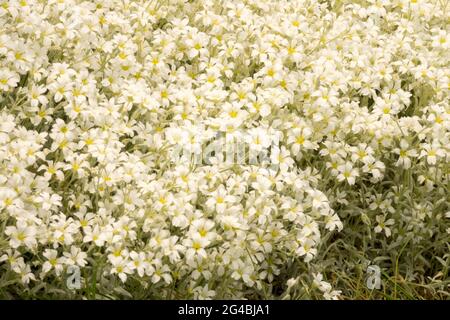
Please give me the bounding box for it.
[193,284,216,300]
[374,215,395,237]
[205,185,236,214]
[42,249,65,275]
[35,192,62,211]
[337,162,359,185]
[296,238,317,262]
[29,85,48,108]
[63,247,87,267]
[0,68,19,91]
[110,256,132,283]
[419,143,445,165]
[183,233,210,260]
[394,140,417,169]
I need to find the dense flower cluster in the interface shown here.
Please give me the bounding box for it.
[0,0,448,299]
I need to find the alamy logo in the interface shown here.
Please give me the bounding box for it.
[66,265,81,290]
[366,265,381,290]
[167,128,281,167]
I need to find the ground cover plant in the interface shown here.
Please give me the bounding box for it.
[0,0,448,299]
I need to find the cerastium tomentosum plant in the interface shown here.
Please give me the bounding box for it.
[0,0,448,300]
